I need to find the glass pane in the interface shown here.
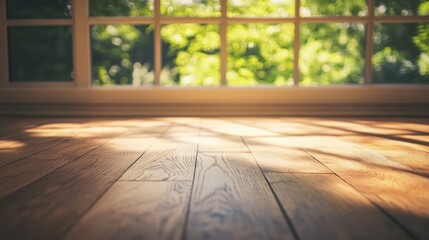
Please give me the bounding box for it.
[7,0,72,19]
[90,0,154,17]
[161,24,220,86]
[300,23,366,85]
[228,0,294,17]
[227,24,294,86]
[8,26,73,82]
[91,25,154,86]
[375,0,429,16]
[300,0,367,16]
[161,0,221,17]
[373,23,429,84]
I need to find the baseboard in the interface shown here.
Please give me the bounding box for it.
[1,103,428,117]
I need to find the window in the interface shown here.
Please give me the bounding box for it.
[0,0,428,86]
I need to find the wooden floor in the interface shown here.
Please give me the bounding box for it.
[0,117,428,240]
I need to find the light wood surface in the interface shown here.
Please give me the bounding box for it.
[0,117,427,240]
[187,153,294,240]
[267,173,411,240]
[66,181,192,240]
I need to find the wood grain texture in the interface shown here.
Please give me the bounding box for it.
[120,137,198,181]
[199,118,278,137]
[198,136,249,152]
[0,138,107,199]
[344,135,429,175]
[0,117,427,240]
[0,136,67,167]
[187,153,294,240]
[66,181,192,240]
[245,137,331,173]
[0,133,159,240]
[292,136,429,240]
[0,118,134,167]
[267,173,411,240]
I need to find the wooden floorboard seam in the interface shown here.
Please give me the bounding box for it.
[180,138,200,240]
[241,136,301,240]
[0,139,66,169]
[0,138,112,199]
[254,153,301,240]
[302,148,420,240]
[60,124,171,238]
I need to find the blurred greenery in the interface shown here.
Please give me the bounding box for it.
[8,26,73,82]
[300,23,366,85]
[301,0,367,16]
[91,25,154,86]
[6,0,72,19]
[375,0,428,16]
[228,0,294,17]
[90,0,153,16]
[227,24,294,85]
[161,24,220,86]
[162,0,220,16]
[373,23,429,83]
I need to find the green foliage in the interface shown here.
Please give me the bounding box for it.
[228,0,294,17]
[161,24,220,86]
[7,0,72,19]
[162,0,220,16]
[227,24,294,85]
[375,0,426,16]
[373,23,429,83]
[8,26,73,82]
[301,0,367,16]
[89,0,428,86]
[90,0,153,16]
[92,25,154,86]
[300,23,366,85]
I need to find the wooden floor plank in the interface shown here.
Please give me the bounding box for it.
[0,138,109,199]
[245,137,332,173]
[0,132,161,240]
[199,118,278,137]
[65,181,192,240]
[120,137,198,181]
[0,137,67,167]
[289,136,429,240]
[120,121,199,181]
[344,135,429,175]
[1,117,428,240]
[267,173,411,240]
[187,153,294,240]
[198,136,249,152]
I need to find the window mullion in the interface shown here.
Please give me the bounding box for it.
[365,0,375,84]
[293,0,300,86]
[0,0,8,87]
[154,0,161,86]
[73,0,91,88]
[220,0,227,86]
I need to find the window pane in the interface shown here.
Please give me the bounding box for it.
[227,24,294,86]
[91,25,154,86]
[7,0,72,19]
[90,0,154,17]
[375,0,429,16]
[8,26,73,82]
[300,23,366,85]
[161,24,220,86]
[228,0,294,17]
[373,23,429,84]
[300,0,367,16]
[161,0,220,17]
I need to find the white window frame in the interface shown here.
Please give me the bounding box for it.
[0,0,428,116]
